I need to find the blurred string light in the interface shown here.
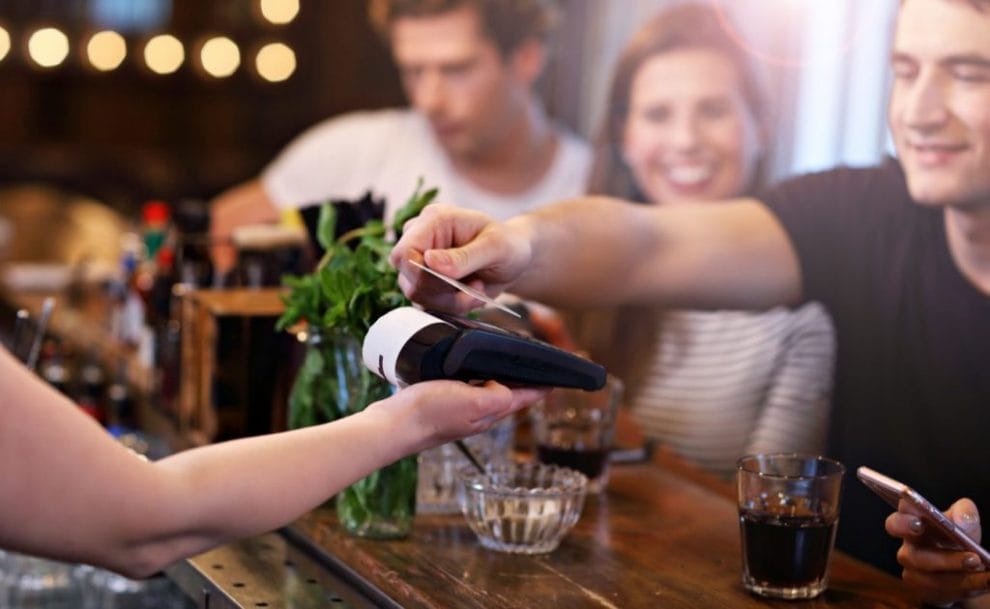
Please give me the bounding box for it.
[259,0,300,25]
[28,27,70,68]
[144,34,183,74]
[86,30,127,71]
[1,20,294,84]
[255,42,295,82]
[200,36,240,78]
[0,26,10,63]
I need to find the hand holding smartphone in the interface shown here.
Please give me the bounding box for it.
[857,466,990,566]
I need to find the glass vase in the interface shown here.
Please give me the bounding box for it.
[288,329,417,539]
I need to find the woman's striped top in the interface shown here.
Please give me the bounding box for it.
[630,302,835,477]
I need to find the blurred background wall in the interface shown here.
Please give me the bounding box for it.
[0,0,405,212]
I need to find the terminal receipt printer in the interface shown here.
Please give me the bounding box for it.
[362,307,606,390]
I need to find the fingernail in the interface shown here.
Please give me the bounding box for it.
[964,554,982,570]
[958,510,980,527]
[909,518,924,534]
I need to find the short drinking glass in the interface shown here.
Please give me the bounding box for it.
[736,453,844,600]
[530,376,622,493]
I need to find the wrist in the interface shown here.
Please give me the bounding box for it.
[503,214,539,290]
[361,389,431,457]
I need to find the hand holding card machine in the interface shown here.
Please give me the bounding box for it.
[363,307,607,390]
[857,466,990,565]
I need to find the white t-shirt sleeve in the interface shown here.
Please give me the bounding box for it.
[261,110,409,210]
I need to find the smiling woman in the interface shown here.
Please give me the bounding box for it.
[566,2,836,478]
[620,47,763,204]
[588,3,769,204]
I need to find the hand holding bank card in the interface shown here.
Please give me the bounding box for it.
[857,466,990,566]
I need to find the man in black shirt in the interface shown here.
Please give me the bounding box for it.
[390,0,990,605]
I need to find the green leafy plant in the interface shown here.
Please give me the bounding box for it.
[277,181,436,538]
[277,181,437,337]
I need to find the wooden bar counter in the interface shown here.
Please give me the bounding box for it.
[284,457,920,609]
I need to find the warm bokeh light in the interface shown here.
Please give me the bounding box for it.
[87,30,127,71]
[0,26,10,63]
[200,36,240,78]
[259,0,300,25]
[28,27,70,68]
[255,42,296,82]
[144,34,184,74]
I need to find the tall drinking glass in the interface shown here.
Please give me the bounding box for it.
[417,416,515,514]
[737,453,844,600]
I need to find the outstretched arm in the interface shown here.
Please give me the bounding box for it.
[208,178,280,276]
[0,346,544,578]
[392,197,803,313]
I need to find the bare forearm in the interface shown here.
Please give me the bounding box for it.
[102,380,530,576]
[0,345,410,577]
[8,406,409,578]
[1,345,536,578]
[508,196,800,310]
[113,407,408,576]
[507,196,662,307]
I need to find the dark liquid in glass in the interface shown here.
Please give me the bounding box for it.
[536,445,608,479]
[740,511,837,588]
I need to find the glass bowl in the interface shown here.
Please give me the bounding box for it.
[457,462,588,554]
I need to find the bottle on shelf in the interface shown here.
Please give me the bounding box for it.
[75,355,108,424]
[105,360,135,438]
[38,337,72,397]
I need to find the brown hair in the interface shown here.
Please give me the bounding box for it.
[367,0,559,58]
[587,3,770,201]
[572,4,771,400]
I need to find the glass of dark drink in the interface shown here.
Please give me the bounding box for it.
[736,454,845,600]
[530,376,623,493]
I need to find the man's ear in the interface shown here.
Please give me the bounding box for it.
[509,39,547,86]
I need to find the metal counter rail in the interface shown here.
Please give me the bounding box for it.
[166,532,384,609]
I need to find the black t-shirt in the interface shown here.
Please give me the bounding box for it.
[763,158,990,574]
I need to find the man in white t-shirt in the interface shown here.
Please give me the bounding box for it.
[209,0,591,274]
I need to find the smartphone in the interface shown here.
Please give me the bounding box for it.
[857,466,990,566]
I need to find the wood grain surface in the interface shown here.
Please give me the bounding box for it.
[290,461,920,609]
